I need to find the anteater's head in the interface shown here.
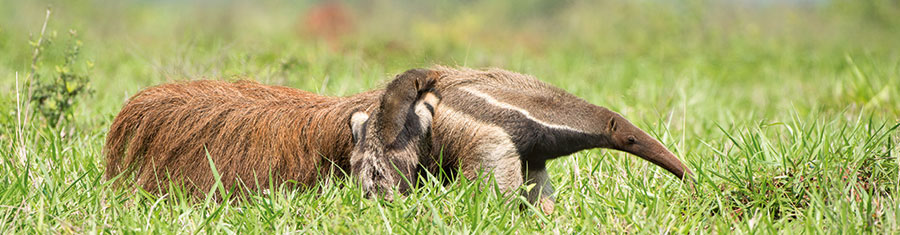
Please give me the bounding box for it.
[600,110,692,181]
[348,69,441,199]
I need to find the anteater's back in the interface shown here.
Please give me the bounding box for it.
[104,80,379,197]
[426,67,606,172]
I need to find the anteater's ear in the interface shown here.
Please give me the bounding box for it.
[608,116,618,132]
[375,68,439,145]
[350,111,369,143]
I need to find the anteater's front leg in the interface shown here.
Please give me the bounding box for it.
[524,167,555,215]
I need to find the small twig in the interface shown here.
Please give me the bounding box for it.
[24,7,52,126]
[319,75,330,94]
[0,205,27,211]
[15,72,25,166]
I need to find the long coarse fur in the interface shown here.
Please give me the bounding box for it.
[106,67,691,212]
[104,80,382,197]
[106,69,440,198]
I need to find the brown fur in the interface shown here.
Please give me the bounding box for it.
[104,71,436,198]
[106,67,691,212]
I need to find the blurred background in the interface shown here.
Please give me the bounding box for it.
[0,0,898,124]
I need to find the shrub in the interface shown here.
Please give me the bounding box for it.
[28,29,93,128]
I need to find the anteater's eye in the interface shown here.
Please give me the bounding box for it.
[627,136,636,144]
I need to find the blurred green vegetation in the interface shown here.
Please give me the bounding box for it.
[0,0,899,233]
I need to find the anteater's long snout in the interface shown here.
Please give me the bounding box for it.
[607,115,693,182]
[621,141,691,181]
[623,133,693,181]
[645,148,693,181]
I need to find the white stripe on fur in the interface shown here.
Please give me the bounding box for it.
[460,87,582,132]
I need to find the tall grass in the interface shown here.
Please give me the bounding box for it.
[1,0,899,233]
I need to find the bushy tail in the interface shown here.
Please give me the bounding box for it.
[103,87,171,183]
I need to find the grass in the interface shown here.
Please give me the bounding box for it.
[1,0,899,233]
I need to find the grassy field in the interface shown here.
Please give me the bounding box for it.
[1,0,899,233]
